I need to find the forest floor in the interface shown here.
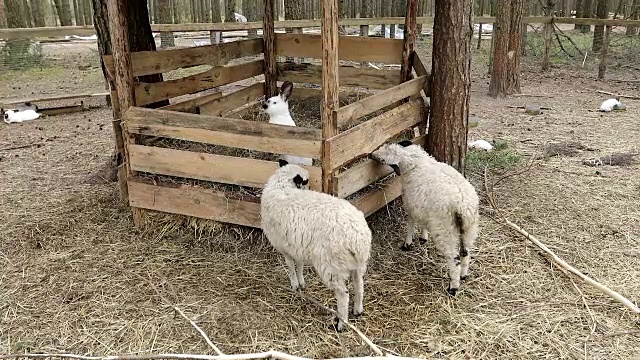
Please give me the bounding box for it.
[1,31,639,360]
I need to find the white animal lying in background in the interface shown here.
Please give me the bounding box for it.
[261,160,372,332]
[468,139,494,152]
[2,102,41,124]
[234,12,247,23]
[599,98,625,112]
[262,81,313,167]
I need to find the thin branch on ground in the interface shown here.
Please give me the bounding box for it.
[483,168,640,314]
[596,90,640,100]
[0,352,421,360]
[0,142,44,151]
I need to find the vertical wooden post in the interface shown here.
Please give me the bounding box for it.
[107,0,143,226]
[597,25,611,80]
[542,17,553,71]
[263,0,277,98]
[359,24,369,67]
[322,0,339,195]
[400,0,419,83]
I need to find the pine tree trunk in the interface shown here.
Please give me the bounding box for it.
[488,0,510,97]
[578,0,593,32]
[22,0,33,27]
[83,0,93,25]
[6,0,27,27]
[226,0,236,22]
[158,0,175,47]
[592,0,607,51]
[507,0,524,94]
[284,0,303,61]
[574,0,583,29]
[53,0,73,25]
[626,0,639,35]
[428,0,473,172]
[31,0,47,26]
[73,0,84,25]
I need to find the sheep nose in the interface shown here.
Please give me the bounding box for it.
[262,103,268,109]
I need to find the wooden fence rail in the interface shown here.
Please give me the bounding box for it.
[4,17,640,40]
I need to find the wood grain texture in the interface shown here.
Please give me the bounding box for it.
[159,92,223,113]
[134,59,264,106]
[411,52,432,96]
[125,107,322,158]
[128,145,322,190]
[322,0,340,194]
[103,38,263,78]
[199,83,265,116]
[350,176,403,217]
[401,0,419,82]
[263,0,277,98]
[128,180,261,228]
[335,135,426,198]
[326,98,425,169]
[276,62,401,89]
[333,75,426,128]
[276,33,404,64]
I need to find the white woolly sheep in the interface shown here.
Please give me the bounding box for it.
[370,140,480,296]
[261,160,372,331]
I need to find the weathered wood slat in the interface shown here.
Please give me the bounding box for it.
[276,33,404,64]
[128,145,322,191]
[335,135,426,198]
[159,91,223,113]
[333,76,426,128]
[103,38,263,78]
[199,83,265,116]
[350,176,403,217]
[125,107,322,158]
[128,180,261,228]
[326,98,425,169]
[411,52,432,97]
[277,62,401,89]
[134,59,264,106]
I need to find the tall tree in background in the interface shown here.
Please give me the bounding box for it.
[158,0,175,47]
[73,0,85,25]
[592,0,608,51]
[285,0,303,61]
[428,0,473,172]
[627,0,639,35]
[0,1,6,28]
[226,0,236,22]
[53,0,73,25]
[5,0,27,28]
[83,0,93,25]
[575,0,592,32]
[489,0,524,97]
[31,0,46,27]
[21,0,33,27]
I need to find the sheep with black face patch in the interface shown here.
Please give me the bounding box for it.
[370,141,480,296]
[260,160,372,332]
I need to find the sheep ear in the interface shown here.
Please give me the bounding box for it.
[280,81,293,102]
[293,174,304,185]
[397,140,413,147]
[278,159,289,167]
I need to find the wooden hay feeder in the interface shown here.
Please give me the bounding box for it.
[104,0,429,228]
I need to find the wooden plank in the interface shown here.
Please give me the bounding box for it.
[322,0,341,195]
[326,98,425,169]
[401,0,419,82]
[553,17,640,26]
[335,135,425,198]
[276,33,405,64]
[334,75,426,128]
[159,92,223,113]
[134,59,264,106]
[128,145,322,191]
[0,92,110,107]
[350,176,403,217]
[0,26,95,40]
[128,180,261,228]
[199,83,265,116]
[263,0,277,98]
[125,107,322,158]
[38,103,86,116]
[103,38,263,78]
[411,52,431,97]
[277,62,401,89]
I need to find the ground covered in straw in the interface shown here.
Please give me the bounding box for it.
[1,38,640,360]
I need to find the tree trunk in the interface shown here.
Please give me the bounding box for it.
[592,0,607,51]
[285,0,303,62]
[577,0,592,32]
[597,25,611,80]
[488,0,511,97]
[83,0,93,25]
[626,0,639,35]
[574,0,583,29]
[73,0,84,25]
[428,0,473,172]
[0,1,6,28]
[5,0,27,27]
[22,0,33,27]
[158,0,174,47]
[507,0,524,94]
[31,0,47,26]
[53,0,73,25]
[520,0,529,56]
[226,0,236,22]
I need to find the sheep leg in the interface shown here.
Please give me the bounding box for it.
[284,256,300,291]
[460,221,479,281]
[401,218,415,251]
[420,228,429,244]
[330,280,350,332]
[351,267,365,317]
[296,261,306,290]
[436,235,462,296]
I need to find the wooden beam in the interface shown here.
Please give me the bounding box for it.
[263,0,278,98]
[128,180,261,228]
[350,176,403,217]
[0,25,95,39]
[134,59,265,106]
[401,0,419,82]
[199,83,265,116]
[125,107,322,158]
[322,0,340,195]
[411,52,431,97]
[277,62,401,89]
[0,92,110,107]
[106,0,142,225]
[128,145,322,191]
[326,98,425,170]
[38,103,86,116]
[333,75,427,128]
[159,92,223,113]
[335,135,425,198]
[103,38,263,78]
[276,33,404,64]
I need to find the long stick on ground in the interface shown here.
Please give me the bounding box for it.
[172,306,225,355]
[503,218,640,314]
[0,352,421,360]
[596,90,640,100]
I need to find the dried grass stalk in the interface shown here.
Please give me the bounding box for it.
[0,352,422,360]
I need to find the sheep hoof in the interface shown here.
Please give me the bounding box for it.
[419,237,428,243]
[460,275,468,281]
[400,243,414,251]
[447,287,458,297]
[331,318,344,332]
[351,310,364,318]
